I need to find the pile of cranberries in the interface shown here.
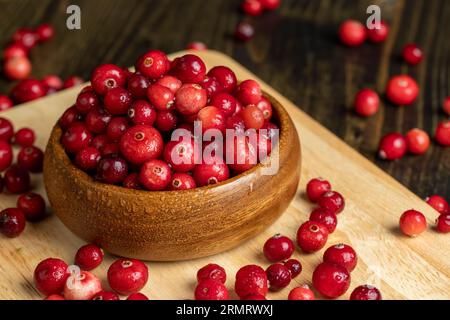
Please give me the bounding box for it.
[59,51,277,191]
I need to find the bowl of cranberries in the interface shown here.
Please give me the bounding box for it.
[43,51,301,261]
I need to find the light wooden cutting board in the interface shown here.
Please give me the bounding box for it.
[0,50,448,300]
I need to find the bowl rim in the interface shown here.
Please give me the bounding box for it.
[48,92,293,196]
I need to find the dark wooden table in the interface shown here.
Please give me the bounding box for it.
[1,0,448,199]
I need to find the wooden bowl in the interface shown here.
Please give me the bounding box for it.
[43,93,301,261]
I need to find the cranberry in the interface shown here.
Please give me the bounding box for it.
[443,97,450,115]
[260,0,281,10]
[17,192,46,222]
[120,125,163,164]
[139,159,172,191]
[147,84,174,110]
[106,117,129,141]
[127,292,149,300]
[0,117,14,141]
[235,21,255,42]
[193,157,230,187]
[44,294,65,300]
[236,80,262,106]
[75,147,101,172]
[207,66,237,93]
[85,108,111,134]
[59,106,82,130]
[242,294,266,300]
[0,140,13,171]
[0,208,26,238]
[34,258,69,295]
[197,263,227,284]
[366,20,389,43]
[4,56,32,80]
[91,291,120,300]
[75,244,104,270]
[197,106,226,133]
[195,279,229,300]
[61,122,92,154]
[402,43,423,65]
[4,165,30,193]
[263,234,294,262]
[11,79,47,103]
[309,207,338,233]
[107,259,148,295]
[35,23,54,42]
[175,84,207,115]
[399,209,427,237]
[42,75,64,92]
[75,91,99,114]
[317,191,345,214]
[283,259,302,278]
[0,95,13,111]
[242,0,263,16]
[338,20,367,47]
[434,120,450,146]
[163,138,196,172]
[354,88,379,117]
[63,76,84,89]
[97,156,128,184]
[241,105,264,130]
[234,265,268,299]
[436,214,450,233]
[323,243,357,272]
[135,50,169,79]
[14,127,35,147]
[126,74,150,99]
[256,97,273,120]
[64,270,103,300]
[226,114,245,132]
[296,221,329,253]
[426,195,449,215]
[350,285,382,300]
[156,75,182,94]
[3,43,27,60]
[186,41,208,50]
[18,146,44,173]
[91,134,110,152]
[405,128,430,155]
[91,64,127,95]
[306,178,332,202]
[128,100,156,126]
[378,132,407,160]
[265,263,291,291]
[209,92,236,116]
[155,110,178,132]
[12,27,38,50]
[168,173,196,190]
[123,173,141,189]
[386,75,419,106]
[104,87,132,115]
[313,262,350,298]
[288,285,315,300]
[171,54,206,83]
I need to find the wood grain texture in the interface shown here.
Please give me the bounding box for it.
[0,0,448,199]
[0,51,448,300]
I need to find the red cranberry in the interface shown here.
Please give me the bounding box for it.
[211,92,237,116]
[309,207,338,233]
[263,234,294,262]
[127,292,149,300]
[120,125,164,164]
[283,259,302,278]
[75,244,104,270]
[106,117,129,141]
[104,87,132,115]
[197,263,227,284]
[42,75,63,92]
[386,75,419,106]
[235,21,255,42]
[241,105,264,130]
[260,0,281,10]
[195,279,229,300]
[226,114,245,132]
[127,73,150,99]
[201,76,222,99]
[123,173,141,190]
[18,146,44,173]
[85,108,112,134]
[3,43,27,60]
[14,127,35,147]
[0,140,13,171]
[436,214,450,233]
[75,147,101,172]
[378,132,407,160]
[242,294,266,300]
[59,106,82,130]
[63,76,84,89]
[4,165,30,193]
[91,291,119,300]
[4,56,32,80]
[296,221,329,253]
[91,134,110,152]
[90,64,127,95]
[434,120,450,146]
[266,263,291,291]
[242,0,263,16]
[96,156,128,184]
[107,259,148,295]
[350,285,382,300]
[354,88,379,117]
[236,80,262,105]
[0,95,14,111]
[366,20,389,43]
[197,106,226,133]
[306,177,332,202]
[317,191,345,214]
[405,128,430,155]
[34,258,69,295]
[155,75,182,94]
[0,208,26,238]
[147,84,174,110]
[323,243,357,272]
[128,100,156,126]
[234,265,268,299]
[61,122,92,154]
[35,23,54,42]
[443,97,450,115]
[256,97,273,120]
[155,110,178,132]
[0,117,14,141]
[163,138,196,172]
[76,91,99,114]
[207,66,237,93]
[338,20,367,47]
[426,195,449,215]
[186,41,208,50]
[44,294,65,300]
[402,43,423,65]
[399,209,427,237]
[313,262,350,298]
[171,54,206,83]
[135,50,169,79]
[17,192,46,222]
[12,27,38,50]
[64,270,102,300]
[193,157,230,187]
[288,285,315,300]
[169,173,196,190]
[101,143,119,157]
[11,79,47,103]
[139,159,172,191]
[175,84,207,115]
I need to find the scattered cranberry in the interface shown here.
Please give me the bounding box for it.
[288,285,315,300]
[59,106,82,130]
[17,192,46,222]
[263,234,294,262]
[207,66,237,93]
[402,43,423,65]
[350,285,382,300]
[17,146,44,173]
[168,173,196,190]
[120,125,164,165]
[4,56,32,80]
[366,20,389,43]
[0,208,26,238]
[96,156,128,184]
[426,195,449,215]
[64,270,103,300]
[312,262,351,298]
[399,209,427,237]
[443,97,450,115]
[354,88,379,117]
[106,117,129,141]
[3,43,27,60]
[386,75,419,106]
[107,259,148,295]
[338,20,366,47]
[405,128,430,155]
[135,50,169,79]
[175,84,207,115]
[235,21,255,42]
[242,0,263,16]
[193,157,230,187]
[42,75,64,93]
[0,140,13,171]
[75,244,104,271]
[63,76,84,89]
[309,207,338,233]
[197,263,227,284]
[4,165,30,193]
[0,95,14,111]
[296,221,329,253]
[12,28,38,50]
[235,265,268,299]
[317,191,345,214]
[11,79,47,103]
[91,64,126,95]
[323,243,357,272]
[434,120,450,146]
[0,117,14,141]
[436,214,450,233]
[127,292,149,300]
[306,178,332,202]
[378,132,407,160]
[171,54,206,84]
[186,41,208,50]
[35,23,54,42]
[14,127,35,147]
[34,258,69,296]
[91,291,120,300]
[44,294,65,300]
[260,0,281,10]
[266,263,291,291]
[195,279,229,300]
[155,110,178,132]
[283,259,302,278]
[61,122,92,154]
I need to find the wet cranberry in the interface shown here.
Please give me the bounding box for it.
[106,117,129,141]
[193,156,230,187]
[75,244,104,271]
[127,74,150,99]
[85,108,112,134]
[171,54,206,83]
[235,265,268,299]
[11,79,47,103]
[201,76,222,99]
[17,146,44,173]
[284,259,302,279]
[128,100,156,126]
[96,156,128,184]
[266,263,291,291]
[0,208,26,238]
[263,234,294,262]
[197,264,227,284]
[135,50,169,79]
[14,127,35,147]
[4,165,30,193]
[350,285,382,300]
[207,66,237,93]
[313,262,351,299]
[147,84,174,110]
[296,221,329,253]
[155,110,178,132]
[288,285,315,300]
[309,207,338,233]
[61,122,92,154]
[323,244,358,272]
[90,64,127,95]
[17,192,46,222]
[163,138,196,172]
[195,279,229,300]
[139,159,172,191]
[59,106,82,130]
[317,191,345,214]
[76,91,99,114]
[156,75,183,94]
[34,258,69,296]
[120,125,164,165]
[236,80,262,106]
[306,178,332,202]
[104,87,132,115]
[175,84,207,115]
[75,147,101,172]
[197,106,226,133]
[211,92,237,116]
[0,140,13,171]
[168,173,196,190]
